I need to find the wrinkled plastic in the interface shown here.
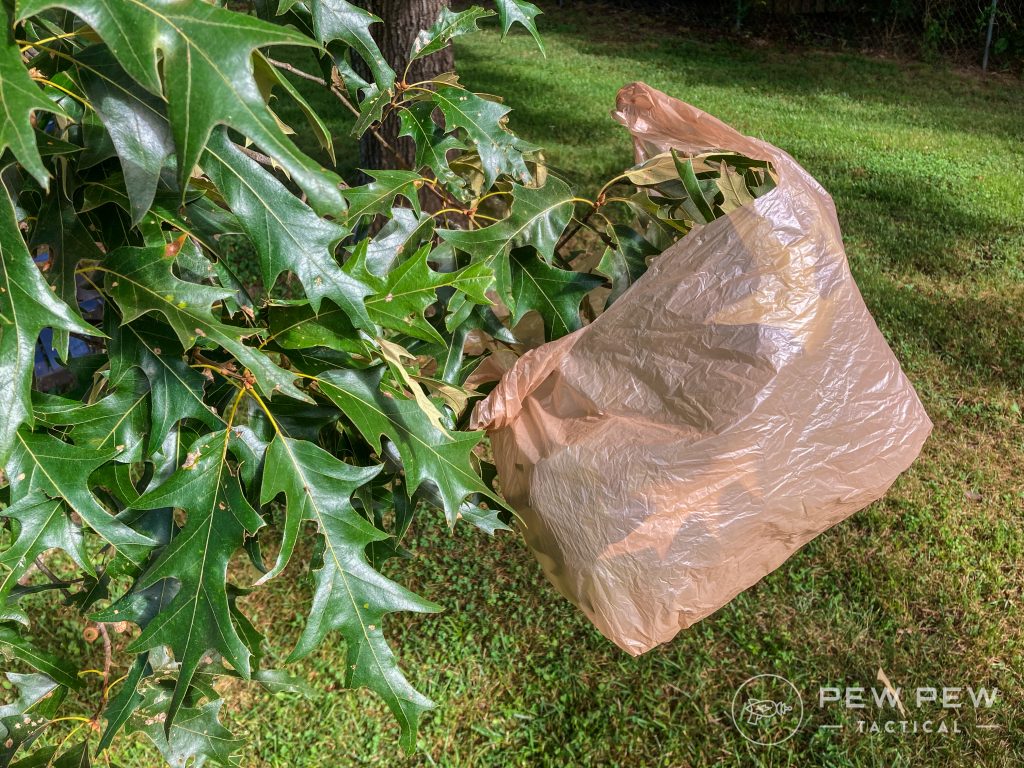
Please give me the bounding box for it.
[470,83,932,656]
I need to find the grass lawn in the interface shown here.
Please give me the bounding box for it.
[96,4,1024,766]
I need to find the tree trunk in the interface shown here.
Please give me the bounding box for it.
[360,0,453,172]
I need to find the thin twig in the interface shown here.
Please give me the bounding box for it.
[236,144,277,168]
[96,622,112,712]
[265,57,327,86]
[34,556,72,600]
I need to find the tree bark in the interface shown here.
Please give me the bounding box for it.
[360,0,453,172]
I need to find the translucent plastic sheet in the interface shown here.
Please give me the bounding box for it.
[471,83,932,655]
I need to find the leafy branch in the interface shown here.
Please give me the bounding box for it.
[0,1,775,764]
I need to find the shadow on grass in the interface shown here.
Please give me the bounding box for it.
[524,5,1024,145]
[857,266,1024,391]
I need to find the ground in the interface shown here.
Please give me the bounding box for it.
[72,4,1024,766]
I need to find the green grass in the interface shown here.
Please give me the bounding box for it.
[95,5,1024,766]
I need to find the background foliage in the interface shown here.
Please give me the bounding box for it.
[588,0,1023,69]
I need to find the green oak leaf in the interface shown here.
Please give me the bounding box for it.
[47,742,92,768]
[112,321,223,452]
[495,0,544,52]
[204,129,372,325]
[64,572,111,615]
[262,436,437,750]
[439,177,575,297]
[74,45,175,225]
[4,430,153,561]
[80,178,256,313]
[258,435,378,581]
[0,625,81,690]
[0,494,91,600]
[32,368,150,463]
[0,670,65,763]
[0,672,58,740]
[672,149,716,223]
[28,189,101,361]
[0,31,65,187]
[0,186,99,462]
[495,0,544,51]
[127,685,241,768]
[350,244,492,344]
[458,501,511,535]
[319,367,498,524]
[97,654,147,752]
[31,192,102,370]
[91,573,177,636]
[352,82,392,138]
[17,0,344,215]
[251,668,313,696]
[7,742,92,768]
[123,430,265,731]
[332,53,370,99]
[618,188,691,251]
[432,87,532,189]
[509,248,602,340]
[91,462,144,510]
[267,300,367,357]
[411,6,495,62]
[340,170,422,226]
[101,245,309,403]
[744,164,778,197]
[279,0,395,89]
[439,177,575,262]
[79,177,221,239]
[274,346,358,378]
[365,206,435,277]
[397,101,465,191]
[596,225,658,305]
[35,131,82,158]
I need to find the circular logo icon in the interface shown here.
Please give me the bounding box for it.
[730,674,804,746]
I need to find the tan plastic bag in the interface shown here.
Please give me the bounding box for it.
[471,83,932,656]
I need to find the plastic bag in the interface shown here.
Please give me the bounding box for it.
[470,83,932,656]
